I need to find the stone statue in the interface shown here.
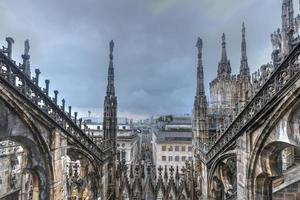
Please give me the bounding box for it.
[109,40,114,54]
[212,176,224,200]
[24,40,30,55]
[271,29,282,51]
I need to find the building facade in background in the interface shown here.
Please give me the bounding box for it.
[152,115,193,175]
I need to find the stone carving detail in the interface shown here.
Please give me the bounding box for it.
[9,148,19,189]
[116,161,199,199]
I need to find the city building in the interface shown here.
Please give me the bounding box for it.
[152,115,193,175]
[82,117,141,166]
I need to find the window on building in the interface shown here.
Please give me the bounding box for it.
[175,156,180,161]
[121,151,126,160]
[188,157,193,161]
[97,126,100,130]
[168,146,173,151]
[168,156,173,161]
[162,146,166,151]
[162,156,166,161]
[182,156,186,161]
[175,146,179,151]
[181,146,186,151]
[188,146,192,152]
[123,126,126,130]
[116,151,120,161]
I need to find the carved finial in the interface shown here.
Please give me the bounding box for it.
[45,80,50,95]
[74,112,78,123]
[5,37,14,59]
[79,118,82,127]
[54,90,58,105]
[169,166,174,177]
[164,165,168,181]
[62,99,65,111]
[68,106,72,118]
[175,166,179,181]
[34,69,41,86]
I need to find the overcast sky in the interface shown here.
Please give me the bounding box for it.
[0,0,295,119]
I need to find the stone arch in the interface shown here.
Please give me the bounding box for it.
[287,101,300,146]
[178,193,187,200]
[252,141,300,199]
[66,145,101,199]
[247,88,300,199]
[20,168,41,200]
[0,96,54,199]
[208,151,236,199]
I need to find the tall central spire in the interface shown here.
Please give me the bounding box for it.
[102,40,118,199]
[103,39,117,148]
[193,37,208,151]
[240,22,250,76]
[218,33,231,77]
[196,37,205,95]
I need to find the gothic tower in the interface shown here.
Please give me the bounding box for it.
[237,23,252,110]
[192,37,209,151]
[210,33,236,116]
[102,40,117,199]
[103,40,117,150]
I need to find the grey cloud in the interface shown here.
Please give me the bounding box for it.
[0,0,290,118]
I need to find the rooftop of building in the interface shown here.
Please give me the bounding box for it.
[155,130,192,143]
[167,116,192,125]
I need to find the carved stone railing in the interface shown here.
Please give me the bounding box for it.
[206,42,300,163]
[0,43,110,162]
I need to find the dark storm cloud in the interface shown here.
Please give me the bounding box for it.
[0,0,291,118]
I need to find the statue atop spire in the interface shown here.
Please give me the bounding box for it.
[196,37,203,58]
[240,22,250,77]
[109,40,114,61]
[218,33,231,77]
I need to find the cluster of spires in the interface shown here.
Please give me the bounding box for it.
[194,22,250,147]
[116,160,198,199]
[195,22,250,99]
